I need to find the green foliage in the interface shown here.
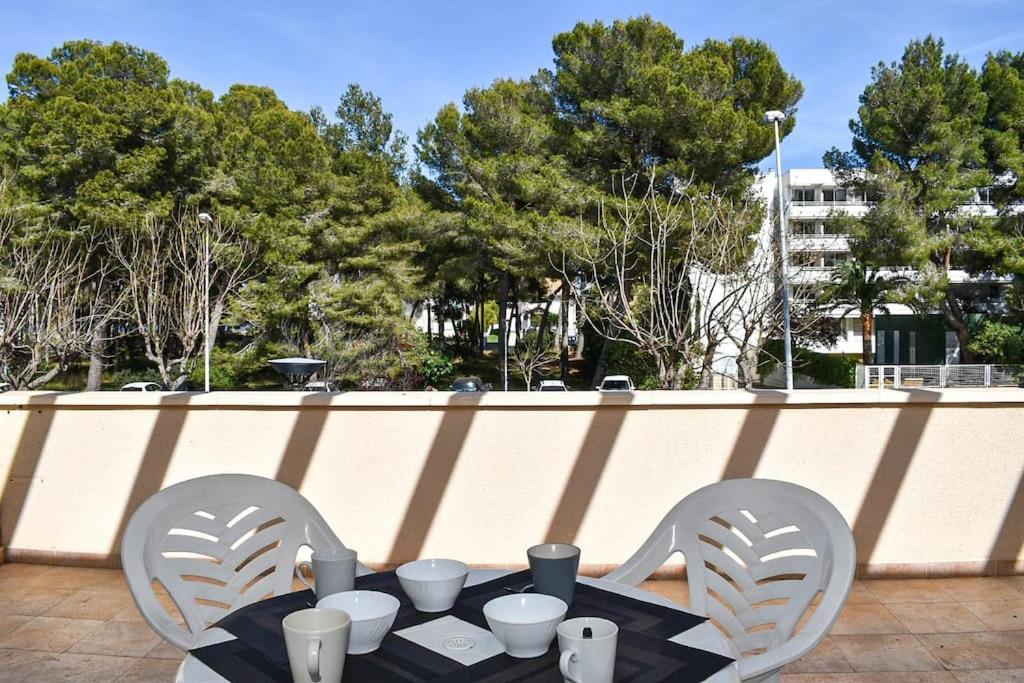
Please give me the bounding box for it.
[968,320,1024,363]
[825,36,1024,359]
[419,341,455,386]
[551,16,803,194]
[601,342,694,390]
[760,340,859,388]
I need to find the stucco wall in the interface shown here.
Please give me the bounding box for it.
[1,389,1022,577]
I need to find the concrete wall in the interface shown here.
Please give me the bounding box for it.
[1,389,1022,577]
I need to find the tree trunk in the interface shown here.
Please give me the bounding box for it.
[591,336,609,387]
[426,301,432,344]
[861,310,874,365]
[475,296,483,352]
[86,325,105,391]
[698,345,717,390]
[559,279,570,381]
[498,273,510,391]
[439,290,448,351]
[940,291,974,363]
[535,285,559,350]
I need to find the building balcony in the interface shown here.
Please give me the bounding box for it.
[787,203,871,220]
[1,389,1022,678]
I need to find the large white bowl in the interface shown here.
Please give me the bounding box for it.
[316,590,400,654]
[396,559,469,612]
[483,593,568,658]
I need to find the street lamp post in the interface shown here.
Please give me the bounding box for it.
[764,110,794,391]
[198,213,213,392]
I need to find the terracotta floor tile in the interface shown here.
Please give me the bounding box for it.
[832,634,945,672]
[0,586,76,616]
[639,580,690,608]
[0,614,34,639]
[145,639,186,660]
[939,578,1024,603]
[846,581,882,605]
[918,631,1024,670]
[67,620,162,657]
[43,589,135,620]
[0,563,55,585]
[783,637,854,673]
[830,603,909,635]
[116,656,183,682]
[863,580,955,604]
[887,602,988,634]
[960,600,1024,631]
[0,649,136,682]
[782,675,958,682]
[0,615,105,652]
[23,566,127,592]
[951,671,1024,682]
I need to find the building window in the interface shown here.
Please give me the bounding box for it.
[791,251,822,268]
[792,221,817,234]
[792,188,815,203]
[822,188,848,203]
[822,251,849,267]
[909,331,917,364]
[977,187,993,204]
[877,330,886,364]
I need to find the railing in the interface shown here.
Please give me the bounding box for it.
[857,364,1023,389]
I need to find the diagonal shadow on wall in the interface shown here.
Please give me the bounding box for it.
[1,392,74,554]
[719,389,788,480]
[387,393,480,563]
[988,466,1024,570]
[851,389,935,567]
[544,393,634,544]
[275,393,336,490]
[108,393,193,557]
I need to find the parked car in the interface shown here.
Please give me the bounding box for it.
[120,382,164,392]
[451,376,488,392]
[0,382,11,393]
[304,380,337,392]
[597,375,634,392]
[536,380,569,392]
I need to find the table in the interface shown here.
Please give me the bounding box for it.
[179,570,740,682]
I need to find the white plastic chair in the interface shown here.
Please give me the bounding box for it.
[122,473,371,650]
[604,479,855,683]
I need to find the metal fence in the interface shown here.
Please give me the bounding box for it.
[857,364,1023,389]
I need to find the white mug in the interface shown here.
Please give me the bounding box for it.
[283,608,350,683]
[297,548,358,598]
[558,617,618,683]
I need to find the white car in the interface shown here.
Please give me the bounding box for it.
[537,380,569,392]
[120,382,164,392]
[597,375,634,392]
[304,380,337,392]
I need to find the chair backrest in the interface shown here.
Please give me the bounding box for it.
[121,474,370,650]
[604,479,855,681]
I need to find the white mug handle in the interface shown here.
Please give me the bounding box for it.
[307,637,321,680]
[559,649,580,683]
[296,561,315,591]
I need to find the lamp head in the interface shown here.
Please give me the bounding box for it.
[197,212,213,224]
[763,110,786,124]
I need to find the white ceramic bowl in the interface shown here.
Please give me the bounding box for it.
[483,593,568,658]
[316,590,400,654]
[396,559,469,612]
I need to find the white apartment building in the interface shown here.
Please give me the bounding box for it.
[772,169,1008,366]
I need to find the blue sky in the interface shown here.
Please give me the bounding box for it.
[2,0,1023,169]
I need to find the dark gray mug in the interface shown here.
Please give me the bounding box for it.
[528,543,580,607]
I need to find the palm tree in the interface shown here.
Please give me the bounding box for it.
[819,258,906,364]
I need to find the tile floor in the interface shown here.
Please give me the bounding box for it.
[0,563,1021,681]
